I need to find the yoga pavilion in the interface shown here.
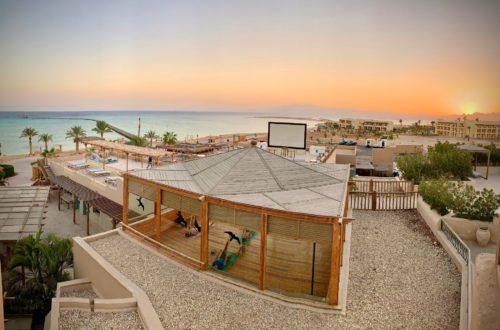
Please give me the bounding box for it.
[122,147,351,305]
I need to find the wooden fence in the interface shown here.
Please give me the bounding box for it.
[350,179,415,193]
[348,179,418,210]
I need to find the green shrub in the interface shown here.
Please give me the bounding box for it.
[0,164,15,177]
[419,179,454,215]
[420,179,500,221]
[397,142,472,183]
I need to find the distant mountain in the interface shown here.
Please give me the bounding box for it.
[440,112,500,122]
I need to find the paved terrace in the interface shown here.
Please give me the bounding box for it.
[87,210,461,329]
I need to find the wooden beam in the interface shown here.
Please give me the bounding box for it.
[72,194,76,224]
[199,197,208,270]
[259,213,268,290]
[123,173,340,224]
[126,152,129,172]
[327,220,342,305]
[123,176,129,226]
[86,202,90,236]
[155,187,161,241]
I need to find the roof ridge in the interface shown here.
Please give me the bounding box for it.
[255,148,285,190]
[188,148,246,176]
[256,148,341,183]
[205,148,252,194]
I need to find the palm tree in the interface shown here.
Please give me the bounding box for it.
[162,131,177,145]
[3,230,72,319]
[20,127,38,155]
[144,130,159,147]
[399,119,403,126]
[38,133,52,152]
[92,120,112,138]
[65,126,86,153]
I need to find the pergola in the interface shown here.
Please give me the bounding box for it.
[123,147,351,305]
[0,187,49,242]
[458,144,491,179]
[82,139,170,171]
[44,166,123,234]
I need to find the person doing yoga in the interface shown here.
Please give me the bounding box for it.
[174,211,188,227]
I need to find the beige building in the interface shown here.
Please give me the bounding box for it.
[435,119,500,140]
[339,118,394,132]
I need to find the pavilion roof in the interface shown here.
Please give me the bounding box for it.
[0,187,49,242]
[458,144,490,154]
[83,139,169,158]
[45,166,123,222]
[129,148,350,217]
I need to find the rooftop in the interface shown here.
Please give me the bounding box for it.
[128,147,350,217]
[84,210,460,329]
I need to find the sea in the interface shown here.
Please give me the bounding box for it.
[0,111,322,155]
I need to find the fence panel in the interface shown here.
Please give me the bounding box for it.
[349,191,418,210]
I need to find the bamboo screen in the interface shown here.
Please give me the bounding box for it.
[161,191,201,215]
[128,180,156,201]
[208,204,260,231]
[208,204,261,286]
[266,216,332,298]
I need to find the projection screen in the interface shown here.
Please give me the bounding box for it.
[267,122,307,149]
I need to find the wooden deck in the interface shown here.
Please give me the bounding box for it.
[134,216,331,298]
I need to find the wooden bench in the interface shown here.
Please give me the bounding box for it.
[61,194,73,209]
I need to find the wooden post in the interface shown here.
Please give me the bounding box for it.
[86,202,90,236]
[123,176,129,226]
[486,151,490,179]
[155,187,161,241]
[72,194,77,223]
[259,213,268,290]
[126,153,129,172]
[199,197,208,270]
[58,187,61,211]
[141,155,143,169]
[371,192,377,210]
[327,219,342,305]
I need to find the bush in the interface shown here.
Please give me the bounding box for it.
[0,164,15,177]
[420,179,500,221]
[419,179,454,215]
[397,142,472,183]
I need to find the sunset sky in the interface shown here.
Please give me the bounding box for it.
[0,0,499,116]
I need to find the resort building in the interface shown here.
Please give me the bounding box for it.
[435,119,500,140]
[339,118,394,132]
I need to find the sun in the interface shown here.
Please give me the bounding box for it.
[461,102,477,115]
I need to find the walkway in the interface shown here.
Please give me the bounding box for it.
[88,210,461,329]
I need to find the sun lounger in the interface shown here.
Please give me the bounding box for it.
[67,161,89,169]
[105,176,120,186]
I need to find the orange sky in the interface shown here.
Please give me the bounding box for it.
[1,1,499,116]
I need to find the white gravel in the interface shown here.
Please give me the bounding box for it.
[60,288,98,299]
[59,310,144,330]
[89,210,461,329]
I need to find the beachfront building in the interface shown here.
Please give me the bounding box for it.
[339,118,394,132]
[435,119,500,140]
[122,146,351,305]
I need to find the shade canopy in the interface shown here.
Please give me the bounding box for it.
[0,187,49,242]
[83,139,169,158]
[129,147,350,217]
[45,166,123,222]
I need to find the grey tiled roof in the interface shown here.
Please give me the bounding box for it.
[129,148,349,217]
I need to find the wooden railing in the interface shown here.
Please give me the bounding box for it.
[122,222,205,267]
[349,191,418,210]
[350,179,415,193]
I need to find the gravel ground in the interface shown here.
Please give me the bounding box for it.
[59,310,144,330]
[60,287,98,299]
[89,210,461,329]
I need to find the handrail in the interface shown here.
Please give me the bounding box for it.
[441,218,472,330]
[121,222,204,266]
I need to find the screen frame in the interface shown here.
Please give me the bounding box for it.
[267,121,307,150]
